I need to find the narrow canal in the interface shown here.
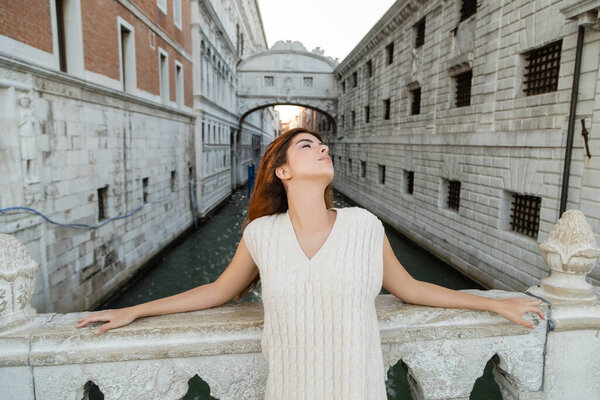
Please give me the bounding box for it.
[96,187,502,400]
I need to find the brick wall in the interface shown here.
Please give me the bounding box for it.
[0,0,53,53]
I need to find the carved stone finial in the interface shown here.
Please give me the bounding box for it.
[0,234,38,332]
[537,210,600,301]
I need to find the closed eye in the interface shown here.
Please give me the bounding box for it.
[302,144,310,148]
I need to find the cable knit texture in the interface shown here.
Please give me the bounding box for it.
[243,206,387,399]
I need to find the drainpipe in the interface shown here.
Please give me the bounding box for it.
[559,25,585,216]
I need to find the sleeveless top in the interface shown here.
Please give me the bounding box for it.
[242,206,387,399]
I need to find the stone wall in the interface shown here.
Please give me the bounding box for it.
[331,0,600,291]
[0,56,195,313]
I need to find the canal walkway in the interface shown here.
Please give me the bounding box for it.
[98,187,501,399]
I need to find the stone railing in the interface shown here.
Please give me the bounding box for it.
[1,210,599,400]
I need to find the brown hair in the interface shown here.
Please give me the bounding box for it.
[231,127,334,300]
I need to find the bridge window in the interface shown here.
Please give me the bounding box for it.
[459,0,477,22]
[523,40,562,96]
[351,111,356,126]
[303,77,313,86]
[410,87,421,115]
[378,165,385,185]
[264,76,274,86]
[365,106,370,123]
[414,17,425,48]
[361,161,366,178]
[383,98,391,120]
[352,72,357,87]
[366,60,373,78]
[386,42,394,65]
[454,70,472,107]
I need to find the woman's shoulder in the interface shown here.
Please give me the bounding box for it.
[244,212,282,231]
[339,206,383,226]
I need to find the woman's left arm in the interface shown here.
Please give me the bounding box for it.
[381,233,545,329]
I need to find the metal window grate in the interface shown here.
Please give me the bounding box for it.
[523,40,562,96]
[459,0,477,22]
[365,106,370,123]
[510,193,541,239]
[411,87,421,115]
[97,186,107,220]
[415,18,425,48]
[351,110,356,126]
[447,180,461,211]
[352,72,357,87]
[407,171,414,194]
[349,158,352,174]
[342,80,346,92]
[455,70,472,107]
[361,161,366,178]
[379,165,385,184]
[366,60,373,77]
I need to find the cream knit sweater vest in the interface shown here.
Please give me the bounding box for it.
[243,206,387,399]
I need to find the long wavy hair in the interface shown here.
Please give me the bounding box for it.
[231,127,334,300]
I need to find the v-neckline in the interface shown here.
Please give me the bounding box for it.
[284,207,341,263]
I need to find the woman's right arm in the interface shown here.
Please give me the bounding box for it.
[76,236,259,334]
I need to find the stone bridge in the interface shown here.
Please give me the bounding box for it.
[237,40,339,126]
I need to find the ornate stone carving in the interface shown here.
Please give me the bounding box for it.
[0,234,38,333]
[536,210,600,301]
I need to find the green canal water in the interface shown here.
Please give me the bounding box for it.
[94,187,502,400]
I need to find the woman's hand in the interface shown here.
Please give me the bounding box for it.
[76,307,137,335]
[492,297,546,329]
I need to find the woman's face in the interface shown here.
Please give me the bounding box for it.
[278,132,333,187]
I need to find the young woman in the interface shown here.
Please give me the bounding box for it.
[77,127,545,399]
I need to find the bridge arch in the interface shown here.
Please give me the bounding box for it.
[237,40,339,124]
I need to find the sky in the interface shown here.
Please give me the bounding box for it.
[257,0,397,123]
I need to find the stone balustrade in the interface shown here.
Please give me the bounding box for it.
[1,210,599,399]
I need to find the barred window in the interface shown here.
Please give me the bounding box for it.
[383,98,391,120]
[523,40,562,96]
[361,161,366,178]
[459,0,477,22]
[264,76,274,86]
[379,165,386,184]
[365,105,370,123]
[415,18,425,48]
[406,171,414,195]
[447,180,461,211]
[349,158,353,174]
[342,80,346,92]
[303,77,313,86]
[455,70,472,107]
[386,42,394,65]
[510,193,541,239]
[410,87,421,115]
[351,110,356,126]
[352,71,357,87]
[366,59,373,78]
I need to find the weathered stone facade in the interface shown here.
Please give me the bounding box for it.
[0,0,278,313]
[329,0,600,291]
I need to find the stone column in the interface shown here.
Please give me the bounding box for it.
[518,210,600,399]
